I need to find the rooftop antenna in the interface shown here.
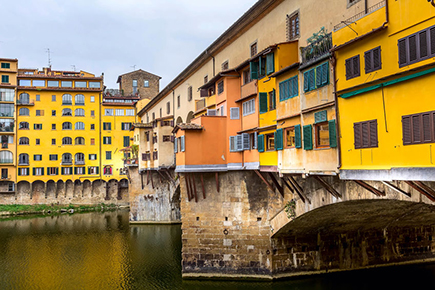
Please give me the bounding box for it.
[131,65,136,71]
[46,48,52,68]
[71,65,76,72]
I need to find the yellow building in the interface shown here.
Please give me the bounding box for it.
[333,0,435,181]
[16,67,103,183]
[0,58,18,193]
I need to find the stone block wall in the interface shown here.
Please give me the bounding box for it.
[119,70,160,100]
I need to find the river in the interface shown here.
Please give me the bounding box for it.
[0,210,434,289]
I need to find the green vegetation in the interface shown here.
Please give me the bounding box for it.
[0,203,119,216]
[284,199,297,220]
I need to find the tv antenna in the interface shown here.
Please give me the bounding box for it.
[46,48,52,68]
[71,65,76,71]
[131,65,136,71]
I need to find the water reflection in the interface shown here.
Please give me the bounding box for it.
[0,211,435,290]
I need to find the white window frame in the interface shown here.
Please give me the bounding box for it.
[243,99,255,116]
[126,109,135,116]
[115,109,124,116]
[104,109,113,116]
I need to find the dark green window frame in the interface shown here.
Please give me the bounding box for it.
[304,62,329,92]
[279,75,298,101]
[1,63,10,69]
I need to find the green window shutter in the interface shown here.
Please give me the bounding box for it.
[32,168,36,176]
[295,125,302,148]
[279,82,284,102]
[271,89,276,110]
[56,168,59,175]
[74,167,77,175]
[250,61,258,80]
[259,57,266,76]
[123,136,130,147]
[309,69,316,91]
[293,76,299,97]
[275,129,283,150]
[316,65,323,87]
[329,119,337,148]
[257,134,265,153]
[266,53,275,75]
[41,168,44,175]
[304,71,309,92]
[322,62,329,85]
[314,110,328,124]
[88,167,91,175]
[303,125,313,150]
[259,92,268,114]
[96,167,99,175]
[18,170,21,176]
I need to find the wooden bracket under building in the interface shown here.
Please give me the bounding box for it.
[268,172,284,197]
[284,176,311,204]
[405,181,435,202]
[185,173,191,201]
[254,170,275,193]
[200,174,206,199]
[381,181,411,198]
[141,172,144,190]
[354,180,384,197]
[191,173,198,203]
[314,176,342,199]
[215,172,220,193]
[150,171,154,189]
[146,170,150,185]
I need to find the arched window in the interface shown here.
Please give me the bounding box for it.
[75,94,85,105]
[19,108,29,116]
[18,153,29,165]
[19,122,29,130]
[103,166,113,175]
[19,137,29,145]
[75,122,85,130]
[75,108,85,116]
[62,137,72,145]
[75,153,85,164]
[62,122,72,130]
[0,151,13,164]
[18,93,29,104]
[62,153,72,164]
[62,108,72,116]
[75,137,85,145]
[62,94,72,105]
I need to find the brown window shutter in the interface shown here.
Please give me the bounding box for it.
[369,120,378,147]
[402,116,412,145]
[373,47,381,70]
[362,122,369,147]
[364,51,372,74]
[398,39,408,66]
[430,27,435,55]
[353,56,360,77]
[345,59,351,79]
[419,31,428,59]
[354,123,362,149]
[412,115,421,143]
[422,113,432,142]
[409,35,418,62]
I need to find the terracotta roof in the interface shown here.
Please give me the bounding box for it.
[132,123,153,130]
[18,74,102,80]
[17,86,102,92]
[117,69,162,83]
[172,123,203,133]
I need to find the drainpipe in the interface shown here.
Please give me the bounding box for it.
[331,53,342,171]
[206,50,215,77]
[99,90,102,181]
[365,0,368,14]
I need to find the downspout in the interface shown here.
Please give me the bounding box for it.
[365,0,368,14]
[99,91,102,181]
[206,50,215,77]
[331,53,342,171]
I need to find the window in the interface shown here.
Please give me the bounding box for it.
[285,127,297,148]
[1,63,10,69]
[62,137,72,145]
[287,12,299,40]
[354,120,378,149]
[88,166,99,174]
[75,94,85,105]
[61,81,73,88]
[402,111,435,145]
[52,138,56,145]
[166,101,171,114]
[243,69,252,85]
[52,110,56,116]
[35,138,40,145]
[188,86,193,101]
[75,122,85,130]
[34,154,42,161]
[61,167,72,175]
[62,94,72,105]
[18,93,29,104]
[106,151,112,160]
[222,60,229,71]
[0,103,13,117]
[75,167,85,175]
[62,108,72,116]
[52,124,56,130]
[177,95,180,108]
[123,136,130,147]
[75,153,85,164]
[204,75,208,84]
[75,81,87,88]
[35,110,44,116]
[250,42,258,57]
[1,75,9,83]
[62,153,72,164]
[33,80,45,87]
[398,25,435,67]
[303,125,313,150]
[90,124,95,130]
[75,108,85,116]
[90,110,95,117]
[144,80,149,87]
[133,79,138,94]
[345,55,360,80]
[34,124,42,130]
[116,109,124,116]
[48,81,59,88]
[230,108,240,120]
[104,166,113,175]
[266,134,275,151]
[259,92,268,114]
[217,80,224,94]
[33,167,44,176]
[49,154,58,161]
[62,122,72,130]
[103,137,112,145]
[243,99,255,116]
[19,108,29,116]
[304,62,329,92]
[104,109,113,116]
[75,137,85,145]
[89,154,97,160]
[36,94,40,101]
[89,82,100,88]
[91,138,95,145]
[19,137,29,145]
[279,76,298,101]
[315,122,330,148]
[90,96,95,102]
[19,154,29,165]
[48,167,58,175]
[18,168,29,176]
[160,108,162,118]
[103,122,112,130]
[19,79,31,86]
[0,88,14,102]
[126,109,134,116]
[268,90,276,111]
[365,47,382,73]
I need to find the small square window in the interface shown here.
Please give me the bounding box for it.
[52,124,56,130]
[52,95,56,102]
[91,110,95,117]
[250,42,258,57]
[91,124,95,130]
[91,138,95,145]
[52,110,56,116]
[266,133,274,151]
[90,96,95,102]
[36,95,40,101]
[36,139,40,145]
[144,80,149,87]
[52,139,56,145]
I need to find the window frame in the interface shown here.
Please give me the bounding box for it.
[265,133,275,151]
[314,121,330,148]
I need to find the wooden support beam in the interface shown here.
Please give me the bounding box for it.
[281,178,294,194]
[141,172,144,190]
[200,174,206,199]
[215,172,220,193]
[164,169,175,183]
[268,172,284,197]
[407,181,435,202]
[150,171,154,189]
[381,181,411,198]
[157,170,167,183]
[191,173,198,203]
[287,176,311,204]
[254,170,275,193]
[314,176,342,199]
[354,180,384,197]
[185,174,191,201]
[146,170,150,185]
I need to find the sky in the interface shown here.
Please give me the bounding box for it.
[0,0,257,90]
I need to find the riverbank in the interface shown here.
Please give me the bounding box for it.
[0,203,129,217]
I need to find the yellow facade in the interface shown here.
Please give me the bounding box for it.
[334,0,435,180]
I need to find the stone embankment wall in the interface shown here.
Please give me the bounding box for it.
[128,167,181,223]
[0,179,129,205]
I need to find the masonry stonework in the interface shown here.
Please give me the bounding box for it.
[118,70,160,100]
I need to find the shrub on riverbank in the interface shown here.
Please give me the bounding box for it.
[0,203,119,216]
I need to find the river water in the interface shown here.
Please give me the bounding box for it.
[0,210,434,290]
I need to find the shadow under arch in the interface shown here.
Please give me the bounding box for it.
[186,111,194,123]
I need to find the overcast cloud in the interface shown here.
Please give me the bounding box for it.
[0,0,257,89]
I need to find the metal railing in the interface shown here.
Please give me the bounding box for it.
[0,159,13,164]
[75,160,85,165]
[0,125,14,132]
[334,0,386,31]
[301,33,332,67]
[17,99,35,105]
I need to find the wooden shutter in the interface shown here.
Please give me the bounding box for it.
[398,39,408,67]
[321,62,329,85]
[180,136,185,152]
[242,133,250,150]
[316,65,322,87]
[230,108,240,120]
[362,122,369,147]
[314,110,327,124]
[266,53,275,75]
[412,115,421,143]
[409,34,417,62]
[422,113,432,142]
[295,125,302,148]
[353,56,360,78]
[373,47,381,70]
[303,125,313,150]
[354,122,362,149]
[420,31,428,59]
[402,116,412,145]
[200,89,208,98]
[292,76,298,97]
[345,58,352,79]
[364,50,372,73]
[259,93,268,114]
[304,71,310,92]
[236,135,243,151]
[279,82,284,101]
[250,61,258,80]
[257,134,265,153]
[430,27,435,56]
[369,120,378,147]
[253,132,258,149]
[275,129,283,150]
[329,119,337,148]
[309,69,315,91]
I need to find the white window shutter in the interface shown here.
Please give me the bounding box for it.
[242,133,250,150]
[174,137,178,153]
[230,107,240,120]
[207,109,217,116]
[229,136,236,152]
[181,136,185,152]
[253,132,258,149]
[236,135,243,151]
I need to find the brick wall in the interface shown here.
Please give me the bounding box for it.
[119,70,160,100]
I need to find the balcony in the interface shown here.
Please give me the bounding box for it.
[0,125,14,133]
[301,32,332,69]
[61,161,73,165]
[75,160,85,165]
[124,158,138,166]
[0,159,13,164]
[17,99,35,106]
[333,0,386,31]
[240,80,258,100]
[195,99,206,112]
